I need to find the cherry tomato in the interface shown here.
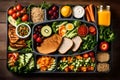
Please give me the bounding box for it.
[88,52,94,57]
[20,8,26,14]
[13,6,17,12]
[83,53,89,58]
[99,41,109,51]
[8,9,14,15]
[91,57,95,62]
[8,54,13,58]
[12,13,17,19]
[16,4,22,11]
[89,26,96,35]
[21,14,29,21]
[87,66,94,71]
[16,12,21,17]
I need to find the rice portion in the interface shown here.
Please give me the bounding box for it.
[97,52,110,62]
[31,7,44,23]
[97,63,110,72]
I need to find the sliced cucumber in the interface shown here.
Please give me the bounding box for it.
[8,46,18,51]
[8,16,17,27]
[24,53,33,65]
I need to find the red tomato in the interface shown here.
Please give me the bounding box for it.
[87,66,94,71]
[16,4,22,11]
[8,9,14,15]
[99,41,109,51]
[20,8,26,14]
[91,57,95,62]
[8,54,13,58]
[12,13,17,19]
[13,6,17,12]
[88,52,94,57]
[83,53,89,58]
[16,12,21,17]
[89,26,96,35]
[77,25,88,37]
[89,26,96,33]
[21,14,29,21]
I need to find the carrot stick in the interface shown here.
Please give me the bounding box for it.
[88,4,95,22]
[85,6,91,22]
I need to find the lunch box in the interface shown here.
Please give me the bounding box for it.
[6,4,112,74]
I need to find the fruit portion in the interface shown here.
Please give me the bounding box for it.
[99,41,109,51]
[41,25,52,37]
[47,5,59,20]
[61,6,72,17]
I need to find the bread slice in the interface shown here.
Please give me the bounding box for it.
[58,38,73,54]
[72,36,82,52]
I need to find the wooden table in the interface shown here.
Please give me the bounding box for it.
[0,0,120,80]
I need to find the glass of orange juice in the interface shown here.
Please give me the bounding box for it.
[98,5,111,27]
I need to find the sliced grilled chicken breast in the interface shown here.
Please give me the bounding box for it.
[72,36,82,52]
[58,38,73,54]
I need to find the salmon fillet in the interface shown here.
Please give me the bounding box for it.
[37,34,62,54]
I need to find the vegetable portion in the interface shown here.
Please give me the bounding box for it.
[8,53,35,74]
[85,4,95,22]
[99,26,115,42]
[8,4,28,21]
[37,56,56,71]
[57,51,96,72]
[47,5,59,20]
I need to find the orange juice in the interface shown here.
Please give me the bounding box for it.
[98,5,111,26]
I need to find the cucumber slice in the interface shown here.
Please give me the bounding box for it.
[8,46,18,51]
[8,16,17,27]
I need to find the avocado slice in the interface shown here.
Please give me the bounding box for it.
[41,25,52,37]
[8,16,17,27]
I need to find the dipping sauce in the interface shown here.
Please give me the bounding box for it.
[16,23,31,38]
[18,24,29,36]
[98,5,111,26]
[73,6,85,18]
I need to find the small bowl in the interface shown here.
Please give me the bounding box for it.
[16,23,31,39]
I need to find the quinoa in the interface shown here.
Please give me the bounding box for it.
[31,7,44,23]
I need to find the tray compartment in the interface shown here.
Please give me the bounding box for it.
[34,55,57,73]
[32,19,98,56]
[56,51,96,73]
